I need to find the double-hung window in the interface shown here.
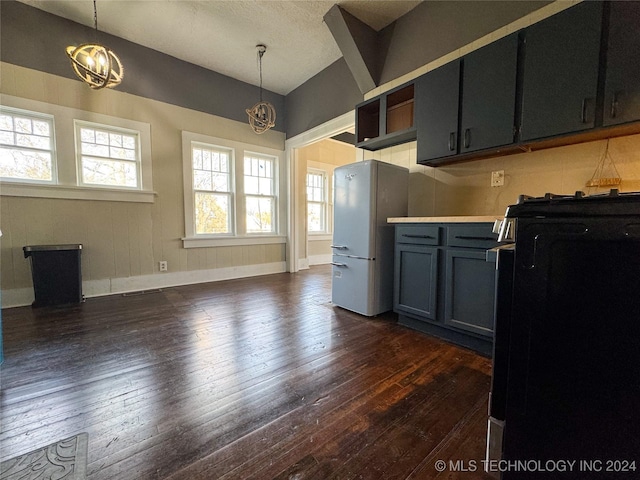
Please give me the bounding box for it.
[181,131,284,247]
[75,121,141,188]
[192,143,233,235]
[0,108,55,183]
[0,97,153,202]
[244,153,277,233]
[306,170,328,233]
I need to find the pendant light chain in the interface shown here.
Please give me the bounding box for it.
[93,0,98,30]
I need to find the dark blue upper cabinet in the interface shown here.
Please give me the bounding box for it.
[603,1,640,127]
[415,60,461,163]
[417,33,519,165]
[460,33,519,154]
[520,1,603,142]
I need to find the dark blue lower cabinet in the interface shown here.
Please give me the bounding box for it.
[394,244,439,320]
[444,249,496,337]
[394,223,497,356]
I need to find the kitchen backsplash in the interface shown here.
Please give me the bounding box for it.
[357,133,640,217]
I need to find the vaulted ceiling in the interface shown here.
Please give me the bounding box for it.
[18,0,422,95]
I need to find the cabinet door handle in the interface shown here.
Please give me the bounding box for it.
[448,132,456,151]
[580,97,594,124]
[463,128,471,149]
[610,91,622,119]
[454,235,497,241]
[402,234,435,239]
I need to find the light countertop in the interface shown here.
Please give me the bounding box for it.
[387,215,503,224]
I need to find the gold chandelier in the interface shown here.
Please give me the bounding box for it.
[246,45,276,134]
[66,0,124,89]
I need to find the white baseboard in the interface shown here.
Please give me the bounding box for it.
[1,261,287,309]
[298,258,310,270]
[309,254,332,266]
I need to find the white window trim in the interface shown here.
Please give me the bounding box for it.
[0,94,154,203]
[181,131,286,248]
[74,120,142,190]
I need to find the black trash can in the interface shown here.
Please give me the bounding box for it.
[23,244,83,307]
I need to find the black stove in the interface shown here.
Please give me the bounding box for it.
[488,187,640,479]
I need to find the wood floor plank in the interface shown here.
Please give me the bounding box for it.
[0,266,493,479]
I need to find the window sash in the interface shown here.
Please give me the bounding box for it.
[245,194,276,233]
[194,190,233,234]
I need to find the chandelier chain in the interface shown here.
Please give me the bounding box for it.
[93,0,98,30]
[258,48,264,102]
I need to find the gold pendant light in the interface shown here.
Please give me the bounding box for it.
[66,0,124,89]
[246,45,276,134]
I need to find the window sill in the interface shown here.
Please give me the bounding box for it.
[182,235,286,248]
[0,182,157,203]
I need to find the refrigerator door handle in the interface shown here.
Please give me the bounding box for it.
[331,262,348,267]
[330,245,348,250]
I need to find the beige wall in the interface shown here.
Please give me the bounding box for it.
[359,135,640,217]
[296,139,356,266]
[1,63,286,306]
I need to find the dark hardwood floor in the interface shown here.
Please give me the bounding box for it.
[0,265,493,479]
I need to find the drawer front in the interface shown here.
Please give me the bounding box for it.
[396,225,441,245]
[447,224,498,249]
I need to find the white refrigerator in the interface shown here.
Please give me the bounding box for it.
[331,160,409,316]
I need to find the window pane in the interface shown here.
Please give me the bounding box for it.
[212,172,228,191]
[15,133,50,150]
[0,115,13,131]
[122,135,136,149]
[308,203,324,232]
[259,177,272,195]
[33,120,50,137]
[0,131,14,145]
[246,196,274,233]
[195,192,230,234]
[0,148,53,181]
[110,133,123,147]
[14,117,32,134]
[81,157,138,187]
[193,148,203,169]
[80,128,95,143]
[245,176,259,194]
[193,170,212,190]
[95,130,109,145]
[82,142,110,157]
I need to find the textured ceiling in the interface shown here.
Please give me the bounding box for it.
[18,0,422,95]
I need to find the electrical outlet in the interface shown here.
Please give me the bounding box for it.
[159,261,168,272]
[491,170,505,187]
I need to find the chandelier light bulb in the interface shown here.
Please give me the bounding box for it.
[66,43,124,89]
